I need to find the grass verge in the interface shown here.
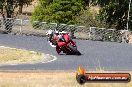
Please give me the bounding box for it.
[0,46,44,64]
[0,71,131,87]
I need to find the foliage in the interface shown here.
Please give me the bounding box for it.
[31,0,85,24]
[18,0,32,6]
[0,0,32,18]
[18,0,32,14]
[0,0,32,33]
[76,6,108,28]
[97,0,132,30]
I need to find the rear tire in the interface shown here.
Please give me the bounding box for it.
[69,45,81,55]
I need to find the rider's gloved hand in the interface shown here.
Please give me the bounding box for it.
[49,42,56,47]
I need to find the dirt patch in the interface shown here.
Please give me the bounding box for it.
[0,71,131,87]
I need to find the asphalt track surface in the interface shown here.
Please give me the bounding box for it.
[0,34,132,71]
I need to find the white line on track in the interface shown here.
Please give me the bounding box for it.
[42,54,57,63]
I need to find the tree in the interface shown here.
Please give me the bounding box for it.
[18,0,32,14]
[98,0,132,30]
[0,0,32,33]
[76,6,108,28]
[31,0,85,24]
[45,0,53,4]
[0,0,33,18]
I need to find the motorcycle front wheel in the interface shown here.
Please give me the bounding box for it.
[69,45,81,55]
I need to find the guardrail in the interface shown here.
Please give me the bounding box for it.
[0,17,130,43]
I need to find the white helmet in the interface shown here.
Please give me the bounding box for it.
[46,30,53,35]
[54,31,59,35]
[55,31,59,33]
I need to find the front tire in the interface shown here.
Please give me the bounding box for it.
[56,46,61,54]
[69,45,81,55]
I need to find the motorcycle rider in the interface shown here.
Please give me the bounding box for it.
[55,31,66,42]
[54,31,65,54]
[46,30,74,54]
[46,30,56,47]
[46,30,64,48]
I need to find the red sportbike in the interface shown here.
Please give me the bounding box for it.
[56,34,81,55]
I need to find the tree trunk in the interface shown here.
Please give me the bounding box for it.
[19,5,23,14]
[5,0,14,33]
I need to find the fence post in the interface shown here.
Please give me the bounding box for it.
[89,27,96,40]
[20,19,23,34]
[0,17,3,30]
[120,30,129,43]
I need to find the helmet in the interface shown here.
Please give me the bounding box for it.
[46,30,53,35]
[55,31,59,35]
[55,31,59,33]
